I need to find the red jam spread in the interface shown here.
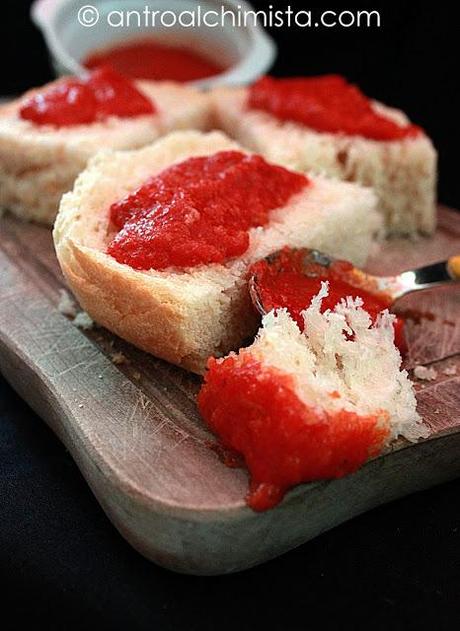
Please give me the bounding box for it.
[198,354,389,511]
[250,249,406,353]
[19,67,155,127]
[84,39,224,82]
[248,75,421,141]
[107,151,309,270]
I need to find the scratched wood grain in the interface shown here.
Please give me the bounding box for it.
[0,207,459,575]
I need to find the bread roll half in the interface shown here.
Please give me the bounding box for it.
[212,87,437,236]
[0,79,211,224]
[54,130,381,373]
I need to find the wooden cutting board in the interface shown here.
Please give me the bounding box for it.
[0,207,459,575]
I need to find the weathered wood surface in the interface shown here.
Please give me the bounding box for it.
[0,207,459,575]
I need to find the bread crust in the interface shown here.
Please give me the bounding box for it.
[54,131,380,373]
[0,79,212,225]
[212,87,438,236]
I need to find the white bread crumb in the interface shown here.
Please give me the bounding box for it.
[72,311,94,330]
[58,289,94,331]
[413,365,438,381]
[443,365,457,376]
[57,289,77,317]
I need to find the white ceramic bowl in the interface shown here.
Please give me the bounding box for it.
[32,0,277,88]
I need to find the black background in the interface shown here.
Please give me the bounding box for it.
[1,2,459,630]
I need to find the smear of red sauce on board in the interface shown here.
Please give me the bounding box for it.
[107,151,309,270]
[19,67,155,127]
[248,75,422,141]
[250,248,407,353]
[84,39,224,82]
[198,354,389,511]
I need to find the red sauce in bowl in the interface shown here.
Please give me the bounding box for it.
[107,151,309,270]
[19,67,155,127]
[250,248,407,353]
[248,75,421,141]
[84,39,224,82]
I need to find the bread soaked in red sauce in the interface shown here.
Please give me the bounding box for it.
[250,249,407,353]
[248,75,421,141]
[19,67,155,127]
[107,151,309,270]
[198,354,389,511]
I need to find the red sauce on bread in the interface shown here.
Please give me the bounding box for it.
[250,249,406,353]
[107,151,309,270]
[198,354,389,511]
[248,75,421,141]
[19,67,155,127]
[84,39,223,82]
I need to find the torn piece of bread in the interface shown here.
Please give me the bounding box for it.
[53,130,381,374]
[198,282,428,511]
[0,79,211,225]
[212,86,437,235]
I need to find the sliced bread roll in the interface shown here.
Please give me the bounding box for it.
[0,77,211,225]
[198,282,428,511]
[54,130,381,374]
[212,84,437,235]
